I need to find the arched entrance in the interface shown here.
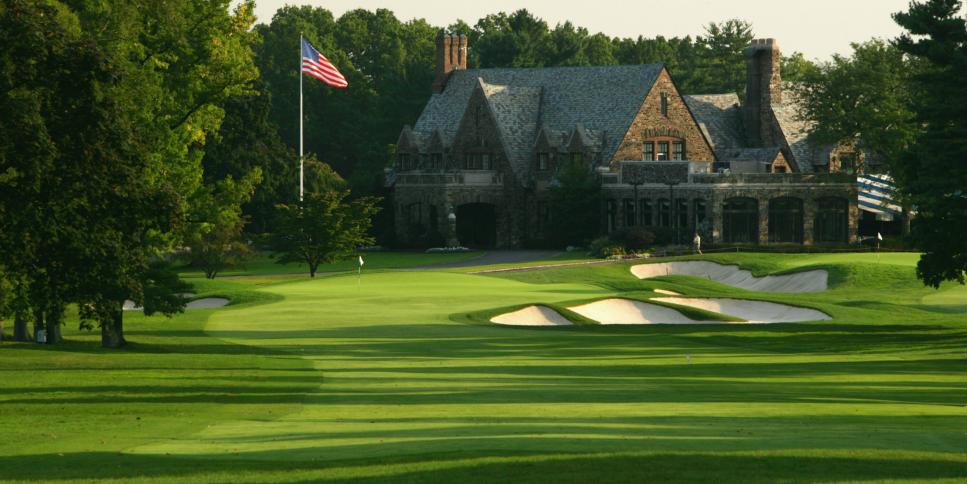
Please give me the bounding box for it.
[456,203,497,248]
[723,197,758,243]
[769,197,804,243]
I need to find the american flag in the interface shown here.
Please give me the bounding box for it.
[301,38,348,88]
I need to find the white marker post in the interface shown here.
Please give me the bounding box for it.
[358,255,364,286]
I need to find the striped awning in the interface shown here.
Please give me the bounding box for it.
[857,174,902,220]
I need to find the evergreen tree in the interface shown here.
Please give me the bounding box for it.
[892,0,967,286]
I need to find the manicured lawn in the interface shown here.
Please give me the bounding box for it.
[175,250,484,277]
[1,252,966,482]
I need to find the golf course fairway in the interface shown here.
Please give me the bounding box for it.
[1,252,966,482]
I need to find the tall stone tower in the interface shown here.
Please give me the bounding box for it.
[432,32,468,94]
[743,38,782,147]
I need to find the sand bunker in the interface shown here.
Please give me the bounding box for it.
[631,261,828,293]
[186,298,230,309]
[491,305,572,326]
[569,298,719,325]
[653,297,830,324]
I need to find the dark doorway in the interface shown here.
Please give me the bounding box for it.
[456,203,497,248]
[769,197,804,243]
[723,197,759,243]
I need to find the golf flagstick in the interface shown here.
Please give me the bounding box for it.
[358,255,364,286]
[876,232,883,263]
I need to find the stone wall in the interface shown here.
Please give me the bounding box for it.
[601,172,858,246]
[610,69,716,166]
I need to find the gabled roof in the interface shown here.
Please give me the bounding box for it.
[772,85,815,172]
[534,124,567,150]
[426,129,445,152]
[413,64,666,167]
[567,123,604,152]
[396,125,426,152]
[683,94,746,151]
[478,79,542,177]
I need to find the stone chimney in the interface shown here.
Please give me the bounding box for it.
[433,32,467,94]
[743,38,782,147]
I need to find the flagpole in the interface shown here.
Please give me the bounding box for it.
[299,32,304,203]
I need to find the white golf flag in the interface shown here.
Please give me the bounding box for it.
[877,232,883,241]
[359,255,364,266]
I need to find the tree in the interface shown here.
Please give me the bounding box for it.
[187,170,263,279]
[0,269,31,342]
[202,80,298,233]
[892,0,967,287]
[272,177,381,277]
[254,7,436,196]
[0,0,110,344]
[0,268,9,342]
[547,158,602,247]
[697,19,755,95]
[782,52,820,82]
[473,10,550,68]
[794,40,918,167]
[0,0,259,346]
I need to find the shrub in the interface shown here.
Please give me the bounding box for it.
[614,226,656,251]
[650,227,679,246]
[589,236,625,258]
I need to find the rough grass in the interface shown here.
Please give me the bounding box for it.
[1,252,966,483]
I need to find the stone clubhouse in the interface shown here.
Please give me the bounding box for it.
[388,33,868,248]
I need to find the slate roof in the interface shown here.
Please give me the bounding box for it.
[478,79,542,177]
[773,86,817,172]
[534,125,567,149]
[413,64,665,176]
[683,94,746,150]
[685,86,830,172]
[716,147,781,162]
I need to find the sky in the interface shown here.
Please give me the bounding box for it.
[246,0,926,61]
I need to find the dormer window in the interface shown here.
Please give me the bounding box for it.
[537,152,549,171]
[643,142,654,161]
[657,141,670,160]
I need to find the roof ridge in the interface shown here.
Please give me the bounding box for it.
[463,63,665,74]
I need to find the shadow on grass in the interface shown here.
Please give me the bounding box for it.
[0,448,964,482]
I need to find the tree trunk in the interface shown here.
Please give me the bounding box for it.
[309,264,317,278]
[33,308,44,343]
[901,206,912,237]
[45,308,62,345]
[13,312,29,342]
[101,305,126,348]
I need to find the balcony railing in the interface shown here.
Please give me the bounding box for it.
[395,171,504,186]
